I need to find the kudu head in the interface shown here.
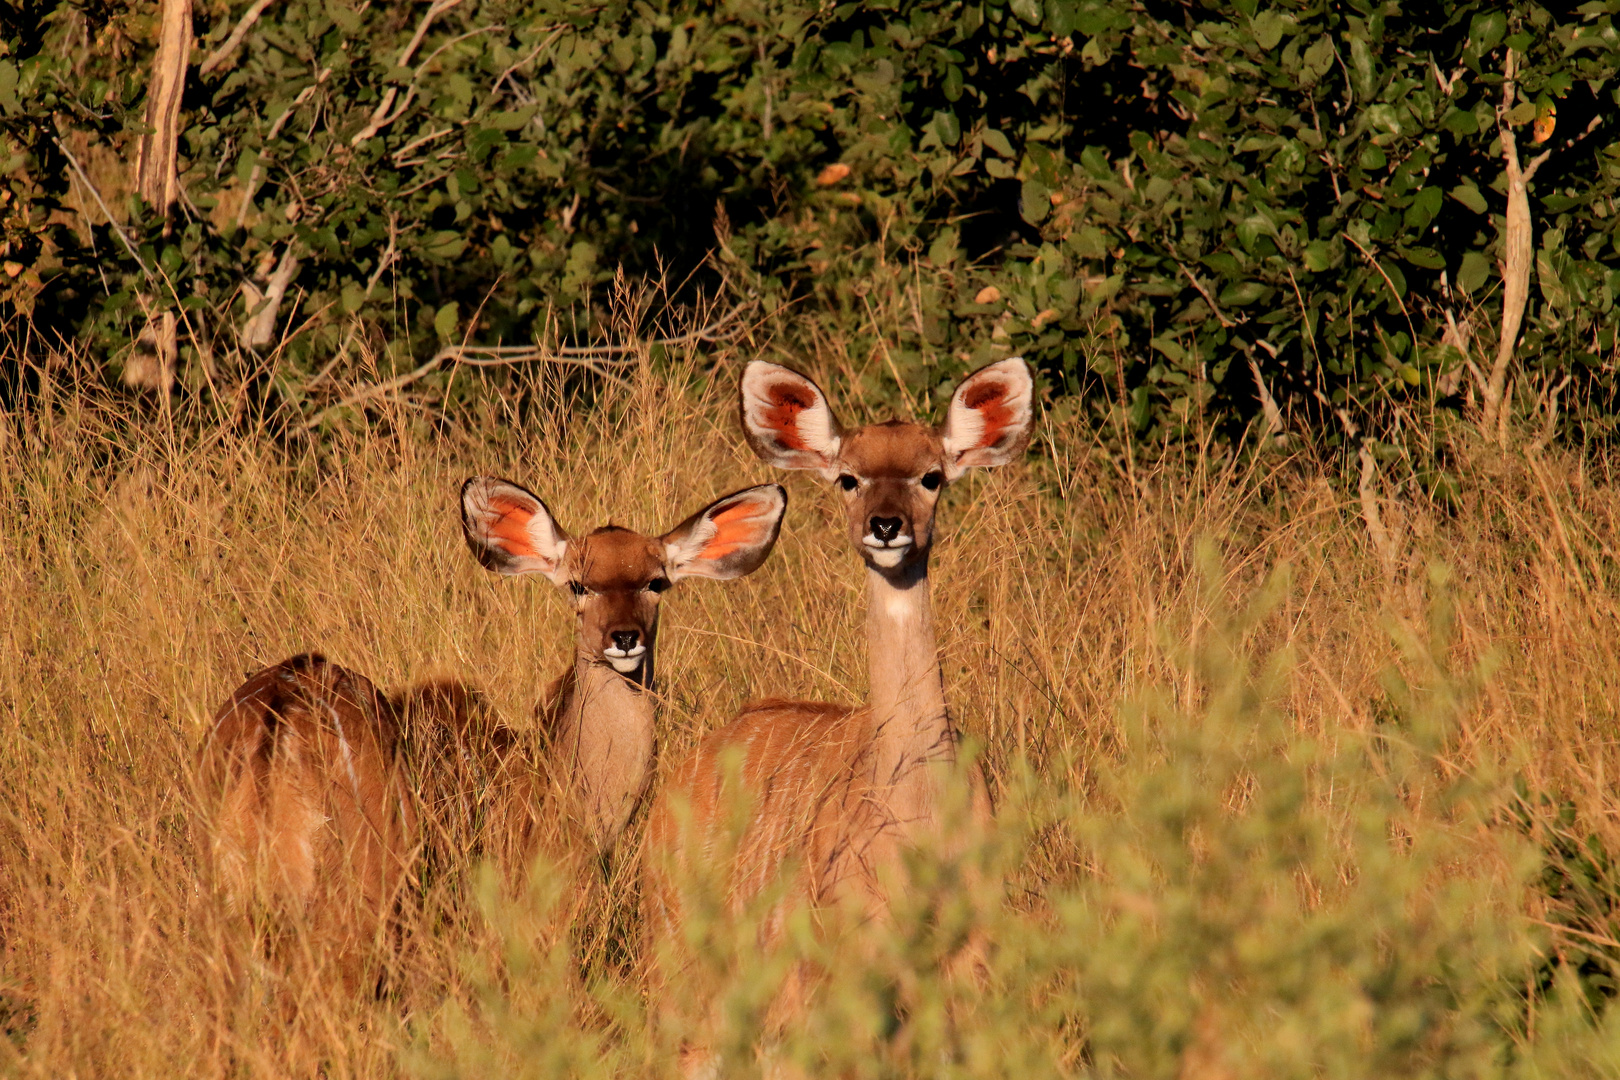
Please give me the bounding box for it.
[460,479,788,683]
[738,357,1034,575]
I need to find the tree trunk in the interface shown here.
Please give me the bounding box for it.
[134,0,192,215]
[1481,49,1551,443]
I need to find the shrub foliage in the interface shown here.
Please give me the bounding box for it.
[3,0,1620,442]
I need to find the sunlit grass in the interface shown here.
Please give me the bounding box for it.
[7,327,1620,1076]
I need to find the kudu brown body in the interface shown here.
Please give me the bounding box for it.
[197,654,465,990]
[643,357,1034,1056]
[197,479,788,988]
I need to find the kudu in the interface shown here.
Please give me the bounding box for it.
[643,357,1034,1059]
[196,479,787,988]
[459,476,789,851]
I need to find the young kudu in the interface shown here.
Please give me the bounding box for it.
[459,477,789,852]
[643,357,1033,1056]
[196,480,787,988]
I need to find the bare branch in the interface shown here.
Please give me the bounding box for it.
[296,301,752,432]
[350,0,467,146]
[1176,261,1234,328]
[240,246,301,350]
[53,136,153,280]
[199,0,276,76]
[235,74,328,229]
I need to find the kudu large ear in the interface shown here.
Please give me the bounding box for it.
[739,361,842,478]
[460,477,569,584]
[939,356,1035,480]
[662,484,788,582]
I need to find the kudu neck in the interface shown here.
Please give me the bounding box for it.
[865,559,953,785]
[554,653,657,852]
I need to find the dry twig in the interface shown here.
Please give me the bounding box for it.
[53,136,153,280]
[1177,262,1234,329]
[296,302,752,432]
[1244,352,1286,441]
[235,72,329,228]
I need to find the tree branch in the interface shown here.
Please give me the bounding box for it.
[53,136,154,280]
[199,0,276,76]
[296,302,751,432]
[350,0,466,146]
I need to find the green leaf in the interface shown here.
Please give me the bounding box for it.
[1442,108,1480,137]
[1403,187,1442,231]
[1009,0,1041,26]
[1538,251,1572,312]
[932,110,960,147]
[425,232,466,259]
[1379,260,1407,298]
[1505,101,1538,126]
[1219,281,1270,306]
[1401,246,1446,270]
[1450,183,1488,215]
[982,128,1014,158]
[486,106,537,131]
[1300,36,1334,86]
[1021,179,1051,225]
[1303,240,1333,272]
[1470,11,1507,55]
[1151,335,1187,363]
[491,233,514,268]
[928,227,959,267]
[0,61,18,113]
[1071,226,1108,259]
[434,301,459,341]
[1348,34,1375,101]
[1457,251,1491,293]
[1252,11,1290,52]
[1080,146,1111,180]
[610,37,635,71]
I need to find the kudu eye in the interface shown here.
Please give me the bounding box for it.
[568,581,587,597]
[838,475,858,492]
[645,577,671,594]
[920,471,944,491]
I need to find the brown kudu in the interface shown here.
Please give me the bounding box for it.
[643,357,1034,1068]
[196,479,788,991]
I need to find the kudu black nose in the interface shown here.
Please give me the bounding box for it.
[870,517,904,543]
[610,630,641,652]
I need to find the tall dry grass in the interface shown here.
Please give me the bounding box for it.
[5,329,1620,1076]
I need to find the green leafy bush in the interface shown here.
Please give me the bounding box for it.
[1032,1,1620,445]
[3,0,1620,446]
